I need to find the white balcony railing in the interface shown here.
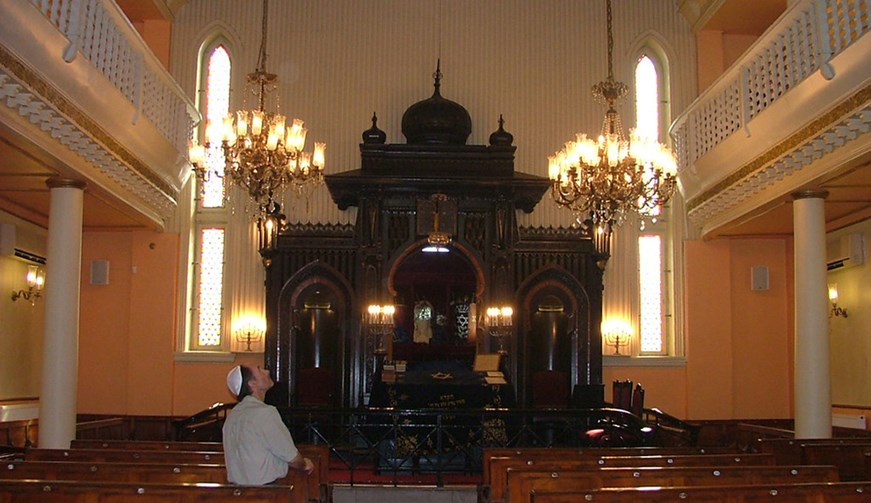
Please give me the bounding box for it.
[671,0,870,176]
[30,0,198,155]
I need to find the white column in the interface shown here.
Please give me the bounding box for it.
[792,190,831,439]
[38,178,86,449]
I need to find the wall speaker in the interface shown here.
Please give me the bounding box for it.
[751,265,769,291]
[90,259,110,286]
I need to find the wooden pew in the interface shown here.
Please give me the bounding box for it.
[528,481,871,503]
[505,465,839,503]
[482,446,738,485]
[486,453,777,503]
[0,461,309,503]
[753,438,871,481]
[23,444,329,502]
[67,441,331,500]
[0,478,296,502]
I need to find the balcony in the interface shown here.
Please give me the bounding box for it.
[673,0,871,238]
[0,0,198,230]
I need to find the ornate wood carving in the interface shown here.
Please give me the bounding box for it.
[264,126,603,408]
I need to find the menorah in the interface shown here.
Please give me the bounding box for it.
[605,330,631,356]
[366,304,395,354]
[484,306,513,355]
[234,324,264,352]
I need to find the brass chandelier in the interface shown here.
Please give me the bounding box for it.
[548,0,677,254]
[188,0,325,214]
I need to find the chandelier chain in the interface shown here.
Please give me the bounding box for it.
[606,0,613,82]
[258,0,269,73]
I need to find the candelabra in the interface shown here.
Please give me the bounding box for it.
[605,330,631,356]
[366,304,395,354]
[484,306,513,355]
[231,317,266,353]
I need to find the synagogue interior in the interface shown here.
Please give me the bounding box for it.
[1,0,870,500]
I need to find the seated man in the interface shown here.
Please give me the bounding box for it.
[223,364,314,485]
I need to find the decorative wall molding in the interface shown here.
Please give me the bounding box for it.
[686,86,871,232]
[0,45,177,220]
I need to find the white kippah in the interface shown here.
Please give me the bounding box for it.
[227,365,243,396]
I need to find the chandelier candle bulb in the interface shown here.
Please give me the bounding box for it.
[313,142,326,168]
[251,111,264,136]
[236,112,248,137]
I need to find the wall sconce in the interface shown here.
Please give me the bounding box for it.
[366,304,395,354]
[11,265,45,306]
[602,319,632,356]
[484,306,513,355]
[828,284,848,318]
[231,316,266,353]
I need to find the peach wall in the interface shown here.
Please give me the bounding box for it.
[728,239,791,418]
[172,353,263,416]
[696,31,765,93]
[681,238,792,420]
[79,232,133,414]
[78,231,269,418]
[132,19,172,69]
[685,240,734,419]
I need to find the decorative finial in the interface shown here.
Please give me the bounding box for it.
[433,59,442,94]
[362,111,387,144]
[489,114,514,146]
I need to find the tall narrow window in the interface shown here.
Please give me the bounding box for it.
[196,227,225,348]
[202,45,230,208]
[189,40,232,351]
[635,55,659,141]
[638,234,664,353]
[635,52,670,355]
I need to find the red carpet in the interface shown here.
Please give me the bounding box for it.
[328,459,481,486]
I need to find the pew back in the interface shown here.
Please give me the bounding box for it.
[71,439,224,451]
[528,481,871,503]
[487,453,776,502]
[25,448,224,464]
[753,438,871,481]
[506,465,839,503]
[0,479,295,503]
[482,446,736,483]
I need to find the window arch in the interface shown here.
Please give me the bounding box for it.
[634,40,678,357]
[187,34,233,352]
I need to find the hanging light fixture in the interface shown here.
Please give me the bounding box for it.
[188,0,325,215]
[548,0,677,256]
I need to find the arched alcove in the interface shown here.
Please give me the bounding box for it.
[390,245,480,344]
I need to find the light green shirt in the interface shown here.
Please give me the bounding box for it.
[222,395,300,485]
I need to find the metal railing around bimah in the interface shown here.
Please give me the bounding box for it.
[268,406,700,487]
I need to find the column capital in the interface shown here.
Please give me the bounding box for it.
[791,189,829,201]
[45,177,86,190]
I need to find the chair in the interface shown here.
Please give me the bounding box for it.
[532,370,570,408]
[631,383,645,417]
[612,379,633,411]
[531,370,570,446]
[296,367,336,407]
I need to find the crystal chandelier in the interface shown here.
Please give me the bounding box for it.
[188,0,325,214]
[548,0,677,255]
